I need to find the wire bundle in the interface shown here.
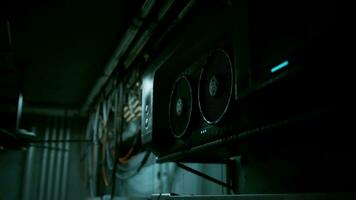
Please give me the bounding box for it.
[80,78,149,199]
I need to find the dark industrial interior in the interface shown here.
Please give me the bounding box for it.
[1,0,356,199]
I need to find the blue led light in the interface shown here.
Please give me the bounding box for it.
[271,60,289,73]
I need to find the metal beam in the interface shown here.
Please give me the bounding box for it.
[0,105,79,117]
[176,163,234,190]
[80,0,157,115]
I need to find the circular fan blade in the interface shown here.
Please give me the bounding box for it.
[169,75,193,138]
[198,49,233,124]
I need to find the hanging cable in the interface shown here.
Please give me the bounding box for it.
[110,79,123,200]
[117,133,138,164]
[114,151,151,180]
[101,139,111,186]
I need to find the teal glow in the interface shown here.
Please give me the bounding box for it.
[271,60,289,73]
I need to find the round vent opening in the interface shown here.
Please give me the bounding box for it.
[198,49,233,124]
[169,75,193,138]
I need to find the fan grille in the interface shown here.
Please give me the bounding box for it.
[198,49,233,124]
[169,76,193,138]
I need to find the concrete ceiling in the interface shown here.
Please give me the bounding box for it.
[0,0,141,111]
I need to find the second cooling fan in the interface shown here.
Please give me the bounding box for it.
[169,75,193,138]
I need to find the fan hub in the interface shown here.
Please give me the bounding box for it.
[209,75,219,97]
[176,98,184,116]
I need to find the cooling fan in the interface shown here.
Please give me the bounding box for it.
[169,75,194,138]
[198,49,234,124]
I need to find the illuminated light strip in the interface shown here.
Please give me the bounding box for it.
[271,60,289,73]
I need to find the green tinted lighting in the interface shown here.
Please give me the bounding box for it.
[271,60,289,73]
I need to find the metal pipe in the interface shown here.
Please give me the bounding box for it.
[53,118,64,200]
[152,0,196,51]
[46,118,58,200]
[29,144,69,152]
[0,105,78,117]
[141,0,157,18]
[24,107,78,117]
[60,118,71,200]
[124,0,178,68]
[80,0,157,115]
[38,120,50,200]
[32,139,92,143]
[22,145,35,200]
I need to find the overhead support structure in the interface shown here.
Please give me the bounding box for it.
[80,0,196,115]
[0,104,79,117]
[80,0,157,115]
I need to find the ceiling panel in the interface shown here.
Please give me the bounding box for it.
[1,0,140,110]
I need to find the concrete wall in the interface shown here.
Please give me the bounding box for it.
[0,116,87,200]
[0,150,26,200]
